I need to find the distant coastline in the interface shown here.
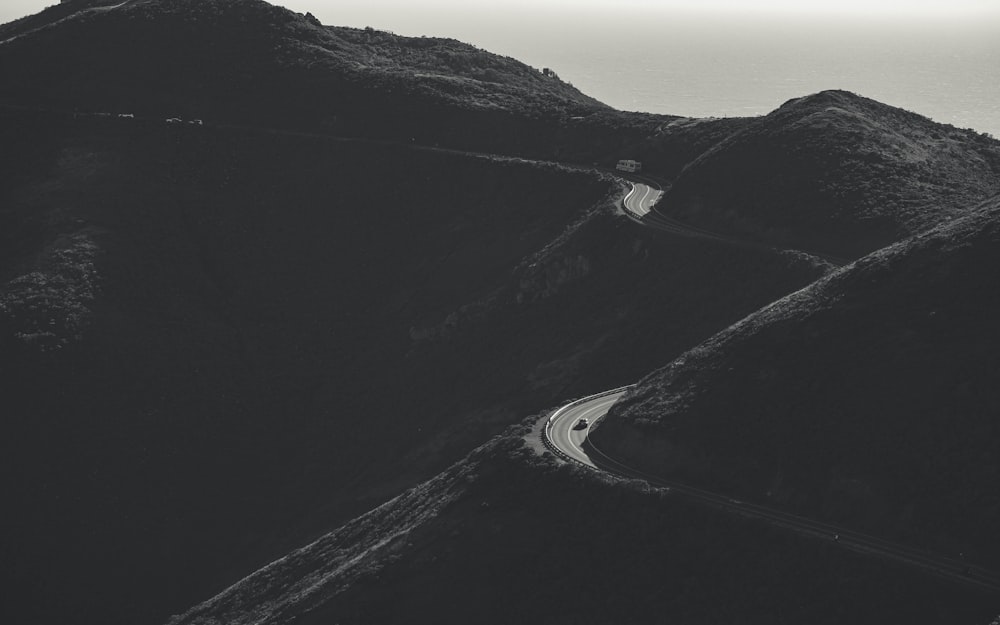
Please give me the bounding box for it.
[326,9,1000,138]
[2,4,995,135]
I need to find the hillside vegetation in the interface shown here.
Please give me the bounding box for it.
[166,430,997,625]
[2,0,819,183]
[0,0,600,112]
[0,0,690,163]
[0,106,600,623]
[659,91,1000,258]
[0,107,824,625]
[594,193,1000,568]
[5,2,1000,624]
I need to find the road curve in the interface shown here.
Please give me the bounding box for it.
[620,179,849,267]
[544,387,630,466]
[540,178,996,593]
[542,391,1000,594]
[621,179,784,250]
[622,182,662,218]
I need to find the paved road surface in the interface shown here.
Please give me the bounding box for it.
[621,180,849,267]
[545,388,630,466]
[622,182,662,217]
[7,98,995,596]
[543,389,1000,594]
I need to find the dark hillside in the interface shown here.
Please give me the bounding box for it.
[0,109,824,625]
[0,0,599,111]
[642,114,750,179]
[658,90,1000,257]
[0,107,607,624]
[594,193,1000,569]
[8,4,998,623]
[0,0,588,109]
[167,431,997,625]
[0,0,687,164]
[0,0,128,37]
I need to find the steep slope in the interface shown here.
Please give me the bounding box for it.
[0,0,683,162]
[0,107,825,625]
[0,107,605,624]
[658,90,1000,257]
[8,3,999,623]
[0,0,599,112]
[594,193,1000,568]
[166,429,997,625]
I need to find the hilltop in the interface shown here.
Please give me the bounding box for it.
[0,0,600,113]
[594,192,1000,568]
[4,1,1000,624]
[0,0,685,161]
[657,90,1000,258]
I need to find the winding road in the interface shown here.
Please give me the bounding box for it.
[544,387,630,466]
[622,179,784,247]
[543,389,1000,594]
[622,179,849,266]
[13,101,993,592]
[622,182,662,218]
[543,178,1000,594]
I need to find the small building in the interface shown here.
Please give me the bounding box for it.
[616,159,642,173]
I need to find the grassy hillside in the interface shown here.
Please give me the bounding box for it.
[166,429,998,625]
[0,0,691,164]
[0,107,604,623]
[0,0,598,113]
[658,90,1000,258]
[0,0,766,189]
[0,108,824,625]
[594,193,1000,569]
[8,3,999,623]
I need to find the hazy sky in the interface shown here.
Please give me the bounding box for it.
[3,0,1000,26]
[2,1,997,133]
[267,0,999,32]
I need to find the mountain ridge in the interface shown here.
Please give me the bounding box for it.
[658,89,1000,258]
[594,192,1000,568]
[3,1,999,623]
[0,103,823,625]
[1,0,671,163]
[164,424,999,625]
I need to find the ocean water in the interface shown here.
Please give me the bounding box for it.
[323,6,1000,137]
[525,14,1000,138]
[5,3,997,135]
